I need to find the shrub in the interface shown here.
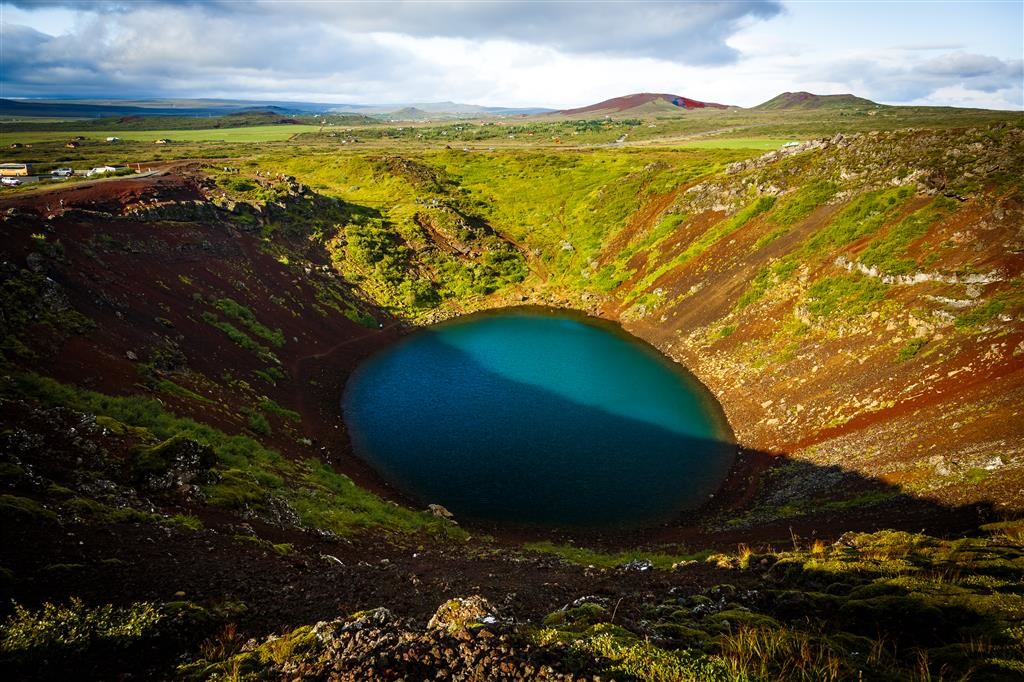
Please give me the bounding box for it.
[897,337,927,360]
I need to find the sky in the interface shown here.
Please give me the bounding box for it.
[1,0,1022,110]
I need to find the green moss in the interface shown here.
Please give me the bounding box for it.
[768,180,838,228]
[964,467,991,484]
[167,514,203,531]
[200,312,278,363]
[859,196,956,275]
[0,461,25,484]
[66,497,160,524]
[552,624,732,682]
[805,185,915,252]
[134,434,215,480]
[0,494,59,523]
[736,256,799,309]
[155,379,213,404]
[897,336,927,360]
[213,298,284,347]
[290,459,468,539]
[804,273,888,319]
[955,298,1006,330]
[524,540,711,569]
[205,468,272,508]
[257,397,301,423]
[244,408,272,435]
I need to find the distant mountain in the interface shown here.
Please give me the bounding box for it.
[383,107,434,121]
[0,98,353,119]
[754,91,879,110]
[1,97,552,121]
[558,93,731,116]
[329,101,553,118]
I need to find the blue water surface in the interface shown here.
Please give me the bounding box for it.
[343,308,735,527]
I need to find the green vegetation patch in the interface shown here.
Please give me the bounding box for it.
[155,379,213,404]
[897,336,927,361]
[804,272,888,319]
[553,624,732,682]
[0,267,94,362]
[1,597,212,679]
[805,185,915,252]
[0,493,59,523]
[955,298,1006,331]
[214,298,284,347]
[290,459,468,539]
[258,397,301,423]
[3,373,457,538]
[735,257,799,309]
[524,540,711,570]
[769,180,839,228]
[859,196,957,275]
[200,311,279,363]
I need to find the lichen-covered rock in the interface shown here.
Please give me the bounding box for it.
[427,595,497,633]
[133,434,216,491]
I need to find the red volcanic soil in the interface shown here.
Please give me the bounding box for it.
[559,92,730,115]
[2,173,206,217]
[0,170,408,499]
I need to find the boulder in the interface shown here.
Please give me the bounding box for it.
[427,595,497,633]
[133,435,216,491]
[427,503,454,520]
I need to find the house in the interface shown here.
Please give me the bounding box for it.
[65,141,80,149]
[105,137,121,143]
[0,163,29,177]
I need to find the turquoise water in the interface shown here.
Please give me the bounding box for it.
[343,308,736,527]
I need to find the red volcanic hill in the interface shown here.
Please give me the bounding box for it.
[559,92,730,116]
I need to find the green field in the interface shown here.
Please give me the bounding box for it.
[1,124,322,144]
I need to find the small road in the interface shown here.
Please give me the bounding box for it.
[0,168,165,198]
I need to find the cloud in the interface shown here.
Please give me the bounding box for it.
[806,52,1022,106]
[0,4,417,100]
[915,52,1022,89]
[5,0,783,63]
[1,1,1020,110]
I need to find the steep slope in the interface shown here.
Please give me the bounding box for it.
[755,91,879,109]
[587,127,1024,525]
[559,92,730,116]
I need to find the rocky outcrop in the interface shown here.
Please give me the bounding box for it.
[237,601,590,680]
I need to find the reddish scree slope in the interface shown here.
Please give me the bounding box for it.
[559,92,729,115]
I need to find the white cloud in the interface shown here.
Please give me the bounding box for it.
[0,0,1021,110]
